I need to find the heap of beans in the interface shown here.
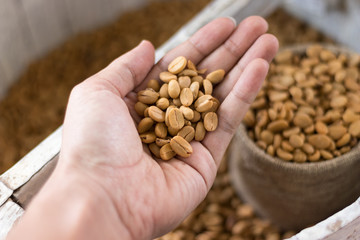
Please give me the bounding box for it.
[243,45,360,162]
[135,56,224,160]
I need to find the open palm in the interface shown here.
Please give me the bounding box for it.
[57,17,278,239]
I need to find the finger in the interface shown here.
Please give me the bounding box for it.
[202,58,269,165]
[196,16,268,73]
[135,17,237,92]
[88,40,155,98]
[214,33,278,102]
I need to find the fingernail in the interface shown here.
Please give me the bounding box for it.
[139,40,147,46]
[224,16,237,27]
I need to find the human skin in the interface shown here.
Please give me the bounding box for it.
[7,16,278,240]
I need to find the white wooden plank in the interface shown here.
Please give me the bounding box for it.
[0,200,24,240]
[0,0,35,87]
[0,181,12,207]
[155,0,281,62]
[21,0,72,58]
[103,0,146,23]
[289,197,360,240]
[0,126,62,191]
[283,0,360,53]
[0,63,8,99]
[64,0,113,33]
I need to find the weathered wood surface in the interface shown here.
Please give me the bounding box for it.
[284,0,360,53]
[0,0,34,94]
[0,181,12,207]
[0,200,24,240]
[13,155,58,209]
[289,197,360,240]
[21,0,72,58]
[0,127,62,191]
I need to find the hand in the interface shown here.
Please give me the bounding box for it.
[8,16,278,240]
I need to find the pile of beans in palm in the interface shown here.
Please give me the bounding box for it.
[243,45,360,162]
[135,56,224,160]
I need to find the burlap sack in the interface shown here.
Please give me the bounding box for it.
[229,125,360,231]
[228,46,360,231]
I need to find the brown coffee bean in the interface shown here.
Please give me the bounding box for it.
[302,143,315,155]
[177,126,195,142]
[203,79,213,95]
[148,106,165,122]
[156,98,170,110]
[172,98,181,107]
[260,130,274,145]
[179,106,194,120]
[134,101,148,117]
[168,125,180,136]
[178,76,191,89]
[208,97,220,112]
[155,123,168,138]
[187,59,196,71]
[276,148,293,161]
[195,95,214,112]
[243,111,255,127]
[198,90,205,98]
[137,89,159,104]
[289,135,304,148]
[256,140,267,150]
[192,75,204,86]
[269,91,289,102]
[315,121,328,134]
[267,145,275,156]
[293,113,312,128]
[179,69,198,77]
[144,107,150,117]
[160,143,176,160]
[180,88,194,107]
[268,108,277,121]
[159,83,169,98]
[328,125,347,140]
[168,108,185,130]
[308,134,332,149]
[267,120,289,132]
[289,86,303,98]
[330,95,348,108]
[191,110,201,123]
[168,56,187,74]
[156,138,170,147]
[349,120,360,137]
[281,141,294,152]
[343,109,360,123]
[283,127,300,138]
[336,133,351,147]
[340,146,351,154]
[320,149,333,160]
[204,112,218,132]
[308,150,321,162]
[159,71,177,83]
[138,117,154,134]
[195,122,206,141]
[190,82,200,99]
[273,134,282,149]
[147,79,160,91]
[306,45,322,58]
[165,105,176,127]
[149,143,160,158]
[170,136,193,157]
[206,69,225,84]
[168,80,181,98]
[293,149,307,163]
[140,132,156,143]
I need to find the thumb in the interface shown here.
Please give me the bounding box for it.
[92,40,155,98]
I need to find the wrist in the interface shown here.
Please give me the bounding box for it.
[9,166,133,240]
